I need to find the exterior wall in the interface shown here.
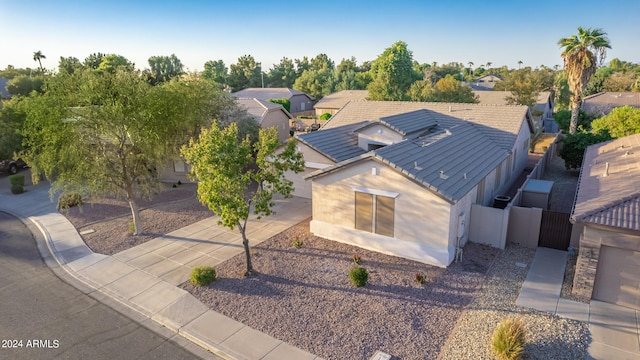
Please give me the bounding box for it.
[356,124,403,150]
[290,94,314,113]
[310,159,454,267]
[469,204,510,249]
[572,224,640,301]
[287,142,335,199]
[449,189,473,249]
[261,110,291,143]
[157,159,192,184]
[507,206,542,248]
[315,107,338,116]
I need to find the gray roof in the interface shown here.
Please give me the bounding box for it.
[235,98,292,124]
[581,92,640,116]
[314,90,369,110]
[231,88,313,101]
[354,109,438,137]
[322,100,532,151]
[571,133,640,232]
[0,78,10,98]
[473,90,552,110]
[297,122,368,162]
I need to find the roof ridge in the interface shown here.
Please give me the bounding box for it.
[575,193,640,221]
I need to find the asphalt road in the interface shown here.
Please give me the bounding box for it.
[0,211,206,360]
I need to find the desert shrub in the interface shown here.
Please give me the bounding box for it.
[190,266,217,286]
[8,174,25,187]
[319,112,332,120]
[57,192,82,210]
[10,184,23,194]
[491,317,526,360]
[414,272,426,284]
[292,236,303,248]
[128,221,136,234]
[349,267,368,287]
[352,254,361,264]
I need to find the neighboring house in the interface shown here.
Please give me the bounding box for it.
[474,90,553,130]
[236,98,292,143]
[0,78,10,99]
[570,133,640,310]
[465,74,503,91]
[231,88,314,115]
[581,92,640,117]
[292,100,533,267]
[313,90,369,116]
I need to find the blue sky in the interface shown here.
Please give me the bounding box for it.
[2,0,639,72]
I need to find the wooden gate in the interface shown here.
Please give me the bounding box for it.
[538,210,572,250]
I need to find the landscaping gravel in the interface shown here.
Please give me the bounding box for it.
[438,245,590,360]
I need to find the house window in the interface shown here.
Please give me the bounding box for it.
[476,178,485,204]
[494,163,502,191]
[354,191,395,237]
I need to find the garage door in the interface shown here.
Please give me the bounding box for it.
[592,246,640,310]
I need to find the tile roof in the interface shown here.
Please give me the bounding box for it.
[297,122,368,162]
[235,98,292,124]
[354,109,438,137]
[314,90,369,110]
[581,92,640,116]
[571,133,640,231]
[473,90,552,109]
[322,100,531,151]
[231,88,312,101]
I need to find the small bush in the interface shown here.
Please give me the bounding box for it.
[491,317,526,360]
[57,192,82,210]
[349,267,368,287]
[414,272,426,284]
[129,221,136,234]
[352,254,361,265]
[319,112,332,121]
[8,174,25,187]
[10,184,24,194]
[190,266,217,286]
[292,236,303,248]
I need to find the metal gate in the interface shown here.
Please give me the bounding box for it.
[538,210,572,250]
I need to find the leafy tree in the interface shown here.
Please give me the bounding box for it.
[309,53,334,72]
[558,27,611,134]
[97,54,135,73]
[33,51,46,72]
[554,71,572,111]
[228,55,262,91]
[266,57,296,88]
[58,56,83,74]
[84,52,107,69]
[331,57,367,92]
[146,54,184,85]
[268,98,290,112]
[494,69,540,107]
[591,106,640,138]
[560,131,612,169]
[433,75,478,103]
[553,109,594,133]
[367,41,419,101]
[584,66,614,96]
[181,122,304,275]
[202,59,228,86]
[407,78,436,101]
[294,57,310,78]
[602,72,638,92]
[0,65,33,80]
[293,69,333,100]
[6,75,44,96]
[0,98,26,160]
[22,69,221,235]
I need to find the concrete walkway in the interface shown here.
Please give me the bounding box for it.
[0,185,320,360]
[516,247,640,360]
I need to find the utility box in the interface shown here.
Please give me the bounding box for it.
[522,179,554,209]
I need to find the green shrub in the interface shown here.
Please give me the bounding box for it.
[190,266,217,286]
[128,221,136,234]
[319,112,332,121]
[57,192,82,210]
[8,174,25,187]
[414,272,426,284]
[10,184,23,194]
[491,317,526,360]
[349,267,368,287]
[292,236,303,248]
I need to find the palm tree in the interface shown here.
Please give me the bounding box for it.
[33,51,46,72]
[468,61,474,77]
[517,60,523,69]
[558,27,611,134]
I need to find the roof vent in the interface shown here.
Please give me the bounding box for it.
[602,162,610,177]
[445,129,452,135]
[448,106,452,113]
[440,170,449,180]
[414,161,423,171]
[463,173,468,180]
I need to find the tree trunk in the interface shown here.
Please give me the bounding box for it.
[237,223,254,276]
[569,96,581,135]
[126,188,143,235]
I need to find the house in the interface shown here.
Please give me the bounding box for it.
[474,90,554,120]
[465,74,503,91]
[235,98,292,143]
[230,88,314,115]
[570,133,640,310]
[581,92,640,117]
[313,90,369,116]
[292,100,533,267]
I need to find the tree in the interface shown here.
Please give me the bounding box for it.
[202,59,228,86]
[0,98,26,160]
[58,56,82,74]
[558,27,611,134]
[181,122,304,275]
[6,75,44,96]
[146,54,184,85]
[266,57,296,88]
[22,69,222,235]
[553,109,594,133]
[293,69,333,99]
[33,51,46,72]
[228,55,262,91]
[602,72,637,92]
[367,41,419,101]
[84,52,107,69]
[560,131,612,169]
[268,98,290,112]
[494,69,540,107]
[407,79,436,101]
[97,54,135,73]
[433,75,478,103]
[591,106,640,138]
[554,71,572,111]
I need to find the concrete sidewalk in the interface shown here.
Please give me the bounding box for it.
[516,247,640,360]
[0,185,320,360]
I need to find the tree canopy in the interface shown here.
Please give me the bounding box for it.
[367,41,419,101]
[591,106,640,138]
[146,54,184,85]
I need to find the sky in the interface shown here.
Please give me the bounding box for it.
[2,0,639,73]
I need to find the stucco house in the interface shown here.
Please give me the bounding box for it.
[236,98,292,143]
[291,100,533,267]
[474,91,554,122]
[581,92,640,117]
[571,133,640,310]
[314,90,369,116]
[465,74,503,91]
[231,88,314,115]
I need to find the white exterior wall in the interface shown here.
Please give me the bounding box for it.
[288,142,335,199]
[309,159,454,267]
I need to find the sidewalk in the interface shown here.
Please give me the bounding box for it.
[516,247,640,360]
[0,184,320,360]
